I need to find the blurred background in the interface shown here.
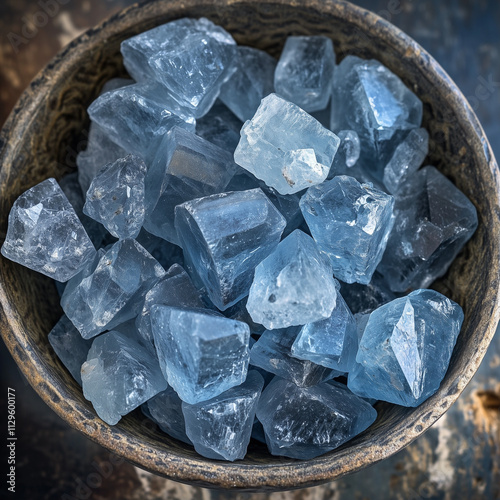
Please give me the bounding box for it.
[0,1,499,499]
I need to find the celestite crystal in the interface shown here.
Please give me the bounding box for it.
[82,330,167,425]
[348,289,464,406]
[300,175,395,284]
[377,166,478,292]
[274,36,335,113]
[175,188,286,310]
[151,305,250,404]
[257,377,377,459]
[234,93,340,195]
[1,178,96,282]
[182,371,264,461]
[328,130,361,179]
[247,230,338,329]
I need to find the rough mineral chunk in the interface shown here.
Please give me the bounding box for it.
[234,93,340,195]
[300,175,395,284]
[219,46,276,121]
[182,371,264,461]
[328,130,361,179]
[82,330,167,425]
[348,289,464,406]
[377,166,478,292]
[151,305,250,404]
[1,178,96,282]
[83,155,147,239]
[175,188,286,310]
[247,230,338,329]
[274,36,335,113]
[257,377,377,459]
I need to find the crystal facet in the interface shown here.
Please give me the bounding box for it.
[328,130,361,179]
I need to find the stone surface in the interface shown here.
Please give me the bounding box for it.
[182,371,264,461]
[274,36,335,113]
[247,230,338,329]
[151,305,250,404]
[81,330,167,425]
[348,289,464,406]
[234,93,340,195]
[1,178,96,282]
[300,175,394,284]
[175,188,286,310]
[328,130,361,179]
[257,377,377,459]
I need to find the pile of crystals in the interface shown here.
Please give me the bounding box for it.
[1,18,478,462]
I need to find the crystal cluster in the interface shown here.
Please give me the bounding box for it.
[1,17,477,463]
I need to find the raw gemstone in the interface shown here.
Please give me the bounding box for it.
[135,228,184,270]
[328,130,361,179]
[383,128,429,194]
[377,166,478,292]
[151,305,250,404]
[144,126,237,245]
[219,46,276,121]
[247,230,338,329]
[234,93,340,195]
[348,289,464,406]
[257,377,377,459]
[1,178,96,282]
[121,18,236,117]
[182,371,264,461]
[300,175,395,284]
[48,315,93,385]
[82,330,167,425]
[83,155,147,239]
[61,239,166,339]
[250,327,336,387]
[291,292,358,372]
[274,36,335,113]
[175,188,286,310]
[100,77,135,94]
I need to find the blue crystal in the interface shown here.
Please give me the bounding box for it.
[274,36,335,113]
[175,188,286,310]
[1,178,96,282]
[348,289,464,406]
[82,330,167,425]
[135,228,184,270]
[151,305,250,404]
[328,130,361,179]
[247,230,338,329]
[182,371,264,461]
[234,93,340,195]
[256,377,377,459]
[300,175,395,284]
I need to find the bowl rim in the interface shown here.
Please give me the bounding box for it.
[0,0,499,491]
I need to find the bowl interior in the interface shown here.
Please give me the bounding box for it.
[0,0,499,491]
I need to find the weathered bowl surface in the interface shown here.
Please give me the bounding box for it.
[0,0,499,491]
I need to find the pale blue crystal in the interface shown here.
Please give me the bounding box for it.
[274,36,335,113]
[1,178,96,282]
[182,371,264,461]
[257,377,377,459]
[234,93,340,195]
[247,230,338,329]
[135,228,184,270]
[175,188,286,310]
[100,77,134,94]
[300,175,395,284]
[328,130,361,179]
[348,289,464,406]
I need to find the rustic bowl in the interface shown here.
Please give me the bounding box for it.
[0,0,499,491]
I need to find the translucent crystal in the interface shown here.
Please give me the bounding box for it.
[257,377,377,459]
[274,36,335,113]
[219,46,276,121]
[1,178,96,282]
[82,330,167,425]
[377,166,478,292]
[151,305,250,404]
[182,371,264,461]
[348,289,464,406]
[234,93,340,195]
[300,175,395,284]
[175,188,286,310]
[328,130,361,179]
[247,230,338,329]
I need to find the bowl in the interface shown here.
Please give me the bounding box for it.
[0,0,499,491]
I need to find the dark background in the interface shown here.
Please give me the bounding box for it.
[0,1,499,499]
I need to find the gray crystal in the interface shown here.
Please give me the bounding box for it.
[328,130,361,179]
